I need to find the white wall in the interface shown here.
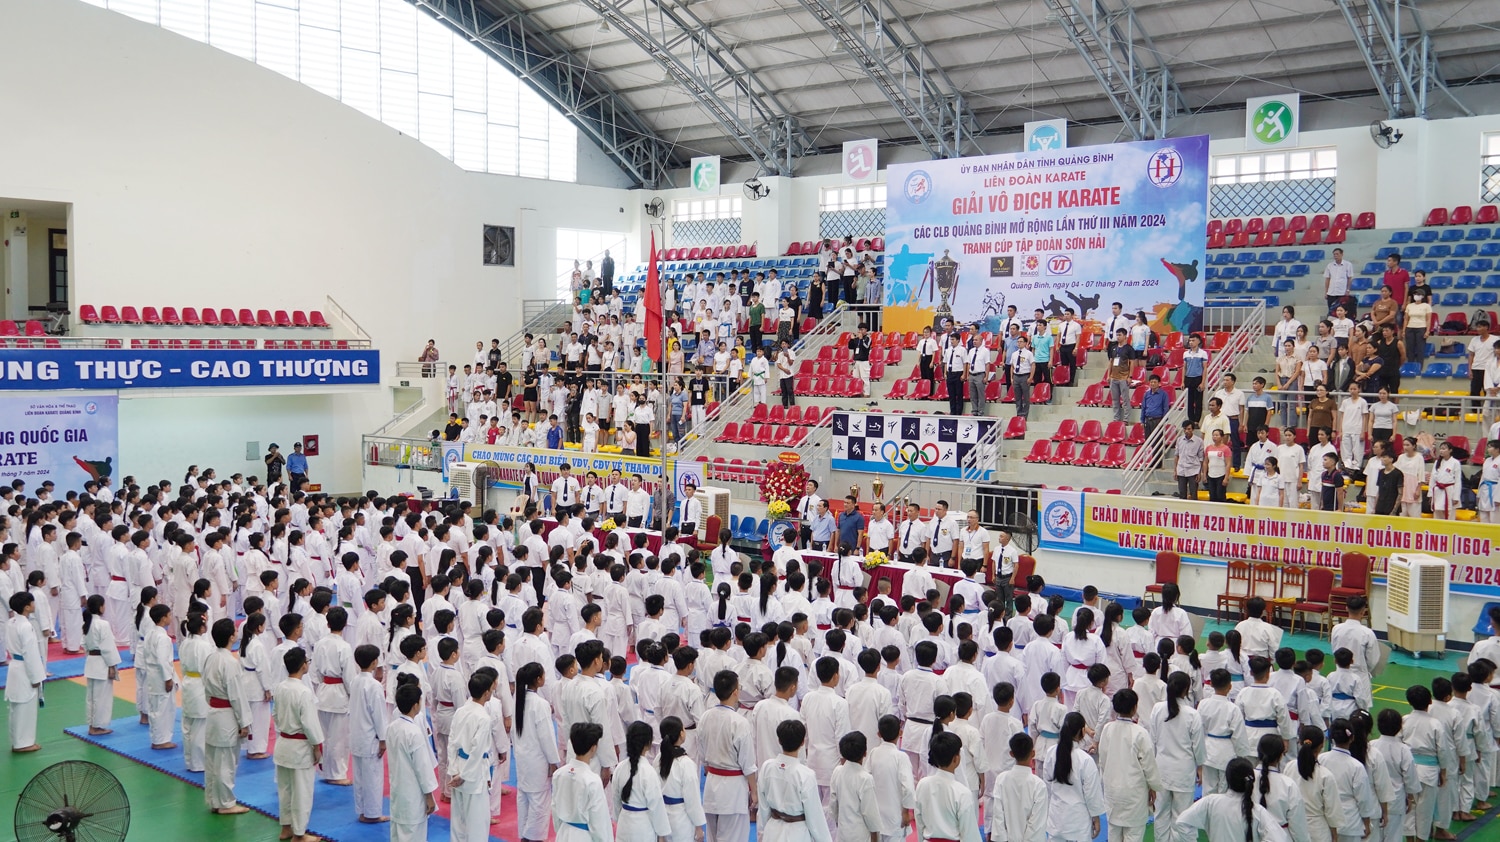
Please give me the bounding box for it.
[0,0,638,489]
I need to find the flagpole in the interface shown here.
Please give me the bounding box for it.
[658,230,670,531]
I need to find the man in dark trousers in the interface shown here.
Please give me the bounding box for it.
[942,332,967,416]
[599,249,615,296]
[849,324,873,398]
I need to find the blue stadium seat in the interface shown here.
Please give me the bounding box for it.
[1262,295,1280,308]
[1257,251,1278,264]
[1457,275,1481,290]
[1400,362,1422,378]
[1350,276,1374,292]
[1401,246,1426,259]
[1457,363,1471,378]
[1440,292,1470,307]
[1303,249,1326,263]
[1362,262,1385,275]
[1454,243,1479,257]
[1428,275,1454,289]
[1205,281,1225,294]
[1247,279,1270,293]
[1235,251,1256,265]
[1271,279,1294,293]
[1219,266,1241,279]
[1437,342,1466,359]
[1279,250,1301,263]
[1415,230,1440,243]
[1206,267,1220,280]
[1288,264,1309,277]
[1416,260,1439,273]
[1241,265,1262,279]
[1389,231,1413,243]
[1467,227,1494,241]
[1472,292,1499,307]
[1212,253,1234,265]
[1485,275,1500,289]
[1359,293,1380,307]
[1264,265,1286,278]
[1428,244,1452,258]
[735,516,759,541]
[1481,243,1500,257]
[1225,280,1248,294]
[1424,363,1454,378]
[1470,258,1495,272]
[1441,259,1466,273]
[1375,247,1399,260]
[1441,228,1465,242]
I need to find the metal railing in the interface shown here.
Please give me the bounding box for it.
[396,360,448,379]
[883,478,1041,552]
[1121,300,1267,495]
[323,295,371,342]
[363,435,442,471]
[372,395,436,437]
[0,336,372,350]
[961,422,1003,482]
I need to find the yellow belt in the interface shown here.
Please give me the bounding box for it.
[184,671,202,678]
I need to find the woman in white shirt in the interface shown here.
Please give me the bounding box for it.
[1394,436,1427,518]
[1404,290,1433,364]
[1254,456,1295,508]
[1148,583,1193,647]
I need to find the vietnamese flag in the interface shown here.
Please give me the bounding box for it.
[644,232,663,365]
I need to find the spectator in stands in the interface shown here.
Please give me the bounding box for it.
[599,250,614,295]
[1408,269,1433,305]
[1304,382,1335,442]
[1103,303,1131,353]
[787,285,804,341]
[1312,320,1336,364]
[287,443,309,492]
[419,339,440,377]
[629,393,653,458]
[965,331,994,417]
[1244,377,1273,439]
[1479,440,1500,523]
[1369,448,1402,516]
[1200,397,1230,463]
[1337,383,1369,471]
[850,325,873,398]
[1404,289,1433,364]
[1330,305,1354,350]
[1010,335,1036,421]
[1373,323,1405,393]
[1430,441,1463,520]
[1299,346,1328,426]
[1467,320,1496,411]
[1140,374,1168,443]
[1029,314,1053,387]
[1274,340,1300,428]
[1001,322,1022,388]
[1369,387,1399,447]
[1370,285,1399,335]
[841,248,859,305]
[862,268,883,327]
[776,297,795,347]
[1272,306,1301,352]
[776,341,797,409]
[1130,311,1152,355]
[1182,333,1209,422]
[1107,330,1135,423]
[811,267,828,319]
[1381,253,1409,305]
[1201,428,1232,503]
[942,333,968,416]
[1323,248,1354,314]
[264,444,285,485]
[917,327,939,388]
[748,347,770,406]
[1210,373,1246,468]
[1173,421,1204,501]
[747,293,765,354]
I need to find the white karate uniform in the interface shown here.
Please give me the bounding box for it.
[449,700,495,842]
[1040,746,1106,842]
[179,634,213,772]
[273,677,325,836]
[1170,792,1291,842]
[1147,700,1205,837]
[513,691,562,840]
[759,754,833,842]
[202,647,250,811]
[701,703,757,842]
[83,616,121,730]
[1097,717,1162,842]
[349,671,389,819]
[989,766,1047,842]
[661,753,707,842]
[868,740,916,842]
[829,759,881,842]
[389,712,440,842]
[611,760,673,842]
[914,768,980,842]
[801,686,849,794]
[6,614,45,748]
[554,759,615,842]
[141,623,177,746]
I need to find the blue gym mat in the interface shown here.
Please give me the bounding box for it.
[0,649,134,688]
[65,711,481,842]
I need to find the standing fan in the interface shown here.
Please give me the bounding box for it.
[15,761,130,842]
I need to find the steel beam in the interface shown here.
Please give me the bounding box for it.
[790,0,977,158]
[413,0,678,188]
[1041,0,1187,140]
[1333,0,1471,119]
[579,0,816,175]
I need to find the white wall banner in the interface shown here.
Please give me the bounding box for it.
[1023,119,1068,152]
[690,156,721,193]
[0,393,118,493]
[842,139,879,182]
[1245,93,1300,150]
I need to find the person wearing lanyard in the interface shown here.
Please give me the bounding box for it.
[1010,335,1036,419]
[1103,303,1132,355]
[896,503,930,563]
[1181,334,1210,423]
[680,483,703,540]
[630,394,654,458]
[991,530,1020,618]
[604,470,627,524]
[1030,313,1054,386]
[1056,309,1081,386]
[809,501,837,552]
[917,327,939,387]
[835,496,865,557]
[955,510,990,583]
[939,334,967,416]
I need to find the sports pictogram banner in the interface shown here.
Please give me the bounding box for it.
[0,393,118,493]
[830,411,994,479]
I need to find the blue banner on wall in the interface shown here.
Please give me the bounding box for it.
[883,136,1210,337]
[0,393,119,492]
[0,349,380,390]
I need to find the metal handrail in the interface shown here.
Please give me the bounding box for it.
[1121,302,1267,495]
[396,360,447,378]
[323,295,371,342]
[363,435,442,470]
[0,336,373,350]
[961,422,1003,482]
[372,396,434,437]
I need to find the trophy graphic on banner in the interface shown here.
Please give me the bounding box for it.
[933,249,959,329]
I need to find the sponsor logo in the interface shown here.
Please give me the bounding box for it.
[989,256,1014,278]
[1148,148,1183,187]
[84,402,98,415]
[1046,255,1074,276]
[1020,255,1041,277]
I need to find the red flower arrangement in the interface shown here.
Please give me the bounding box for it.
[758,460,811,503]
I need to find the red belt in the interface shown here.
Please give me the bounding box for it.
[927,838,961,842]
[111,576,126,582]
[437,701,455,707]
[1069,662,1089,669]
[322,677,344,685]
[208,697,231,709]
[706,766,744,777]
[279,731,307,740]
[816,624,832,630]
[736,617,751,623]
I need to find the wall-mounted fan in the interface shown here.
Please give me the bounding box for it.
[743,178,770,201]
[15,761,130,842]
[644,197,665,218]
[1370,120,1403,149]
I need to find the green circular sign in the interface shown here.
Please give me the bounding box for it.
[1252,100,1294,145]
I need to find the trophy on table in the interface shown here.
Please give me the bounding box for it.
[934,249,959,330]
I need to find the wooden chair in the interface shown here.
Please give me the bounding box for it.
[1144,551,1181,607]
[1216,561,1252,621]
[1330,552,1372,622]
[1271,565,1306,629]
[1291,567,1335,637]
[1249,562,1281,606]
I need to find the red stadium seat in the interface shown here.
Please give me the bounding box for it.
[1124,423,1146,447]
[771,426,792,446]
[1052,419,1079,441]
[256,309,274,327]
[292,310,310,328]
[1478,206,1500,225]
[871,237,884,251]
[1078,420,1104,442]
[1078,382,1105,406]
[1048,441,1077,465]
[201,308,220,326]
[263,340,279,350]
[1098,443,1128,468]
[787,242,803,256]
[179,307,200,326]
[119,306,142,324]
[1206,219,1223,237]
[141,306,161,325]
[710,246,726,259]
[1223,219,1244,236]
[0,321,18,337]
[1252,231,1274,248]
[23,320,45,337]
[1309,214,1330,231]
[855,238,871,252]
[1101,421,1127,443]
[748,404,770,424]
[161,306,181,325]
[222,308,241,326]
[1324,228,1346,245]
[274,310,292,327]
[687,248,702,260]
[1051,365,1072,386]
[1451,206,1474,225]
[1004,416,1028,439]
[167,339,184,350]
[1244,217,1264,235]
[1075,442,1103,466]
[716,422,739,443]
[1331,213,1353,230]
[1024,439,1053,463]
[1275,230,1298,246]
[1031,382,1052,404]
[1300,229,1323,245]
[1229,232,1249,248]
[188,339,204,350]
[911,380,932,400]
[784,405,804,425]
[78,304,100,324]
[802,241,816,253]
[789,427,809,446]
[1287,215,1308,232]
[1265,216,1286,233]
[1424,207,1449,226]
[737,245,752,258]
[1207,233,1226,250]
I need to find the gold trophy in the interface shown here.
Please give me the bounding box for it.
[849,484,861,502]
[934,249,959,329]
[872,478,885,501]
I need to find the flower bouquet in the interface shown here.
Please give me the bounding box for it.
[766,499,791,520]
[863,550,890,570]
[758,460,810,504]
[599,518,618,532]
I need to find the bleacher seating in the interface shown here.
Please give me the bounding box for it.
[79,305,331,329]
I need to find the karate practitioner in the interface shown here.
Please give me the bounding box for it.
[802,656,851,807]
[1169,757,1291,842]
[274,647,325,842]
[141,603,178,750]
[554,722,615,842]
[989,733,1047,842]
[311,605,358,784]
[1041,712,1106,842]
[82,595,121,735]
[612,721,673,842]
[6,592,45,752]
[449,670,498,842]
[659,716,708,842]
[701,670,759,842]
[1097,689,1163,842]
[914,731,980,842]
[389,683,440,842]
[179,613,213,773]
[203,618,251,815]
[829,731,883,842]
[350,643,390,824]
[513,662,562,842]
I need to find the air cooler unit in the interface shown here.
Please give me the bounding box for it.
[448,461,484,505]
[694,486,731,535]
[1385,553,1449,657]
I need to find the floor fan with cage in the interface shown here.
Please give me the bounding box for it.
[14,761,130,842]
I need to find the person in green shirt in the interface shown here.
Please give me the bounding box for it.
[747,292,766,355]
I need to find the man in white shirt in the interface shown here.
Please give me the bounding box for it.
[624,474,652,528]
[942,335,968,416]
[1055,310,1082,386]
[602,470,628,524]
[964,336,993,417]
[895,503,929,563]
[1467,320,1496,411]
[927,501,959,568]
[916,327,939,387]
[680,483,704,540]
[865,503,895,555]
[1323,248,1354,314]
[1010,335,1036,419]
[1103,302,1133,353]
[1211,373,1247,469]
[1272,306,1302,355]
[1233,596,1283,659]
[991,530,1021,618]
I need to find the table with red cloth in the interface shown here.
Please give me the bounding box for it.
[537,518,664,555]
[863,560,965,603]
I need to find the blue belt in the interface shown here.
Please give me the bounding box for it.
[1413,753,1440,767]
[1207,733,1233,739]
[1038,730,1060,739]
[622,804,648,812]
[642,708,656,715]
[1332,692,1355,701]
[1245,719,1277,728]
[456,749,490,760]
[566,821,591,830]
[664,796,686,805]
[10,655,22,661]
[961,608,982,615]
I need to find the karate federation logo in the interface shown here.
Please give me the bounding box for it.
[904,169,933,204]
[1148,147,1183,188]
[84,401,99,415]
[1043,499,1079,540]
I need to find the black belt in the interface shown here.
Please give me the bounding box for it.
[769,810,806,823]
[88,649,103,656]
[909,716,933,724]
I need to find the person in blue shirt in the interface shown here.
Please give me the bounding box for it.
[809,500,838,552]
[286,442,309,492]
[1140,374,1170,443]
[545,415,564,449]
[835,495,866,554]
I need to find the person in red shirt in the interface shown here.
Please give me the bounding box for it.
[1382,254,1410,305]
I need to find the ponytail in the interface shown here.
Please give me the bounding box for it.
[716,583,731,622]
[1256,733,1285,809]
[1073,607,1093,641]
[659,716,687,780]
[1165,671,1191,721]
[134,585,159,630]
[1051,712,1086,785]
[619,721,653,804]
[1099,603,1122,647]
[83,594,105,635]
[1348,710,1373,764]
[931,695,955,739]
[1177,634,1201,670]
[514,663,543,737]
[1226,757,1256,842]
[1296,725,1323,780]
[240,612,266,655]
[1156,637,1174,682]
[1160,582,1179,612]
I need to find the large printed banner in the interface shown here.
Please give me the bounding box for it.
[830,411,995,479]
[0,394,118,492]
[884,136,1209,336]
[0,349,379,390]
[461,444,669,485]
[1039,489,1500,597]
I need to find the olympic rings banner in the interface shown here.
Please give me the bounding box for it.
[830,411,994,479]
[1039,489,1500,597]
[882,135,1209,337]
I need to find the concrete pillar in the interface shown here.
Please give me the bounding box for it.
[5,212,27,321]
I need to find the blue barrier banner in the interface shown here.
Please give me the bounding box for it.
[0,394,118,491]
[0,349,380,390]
